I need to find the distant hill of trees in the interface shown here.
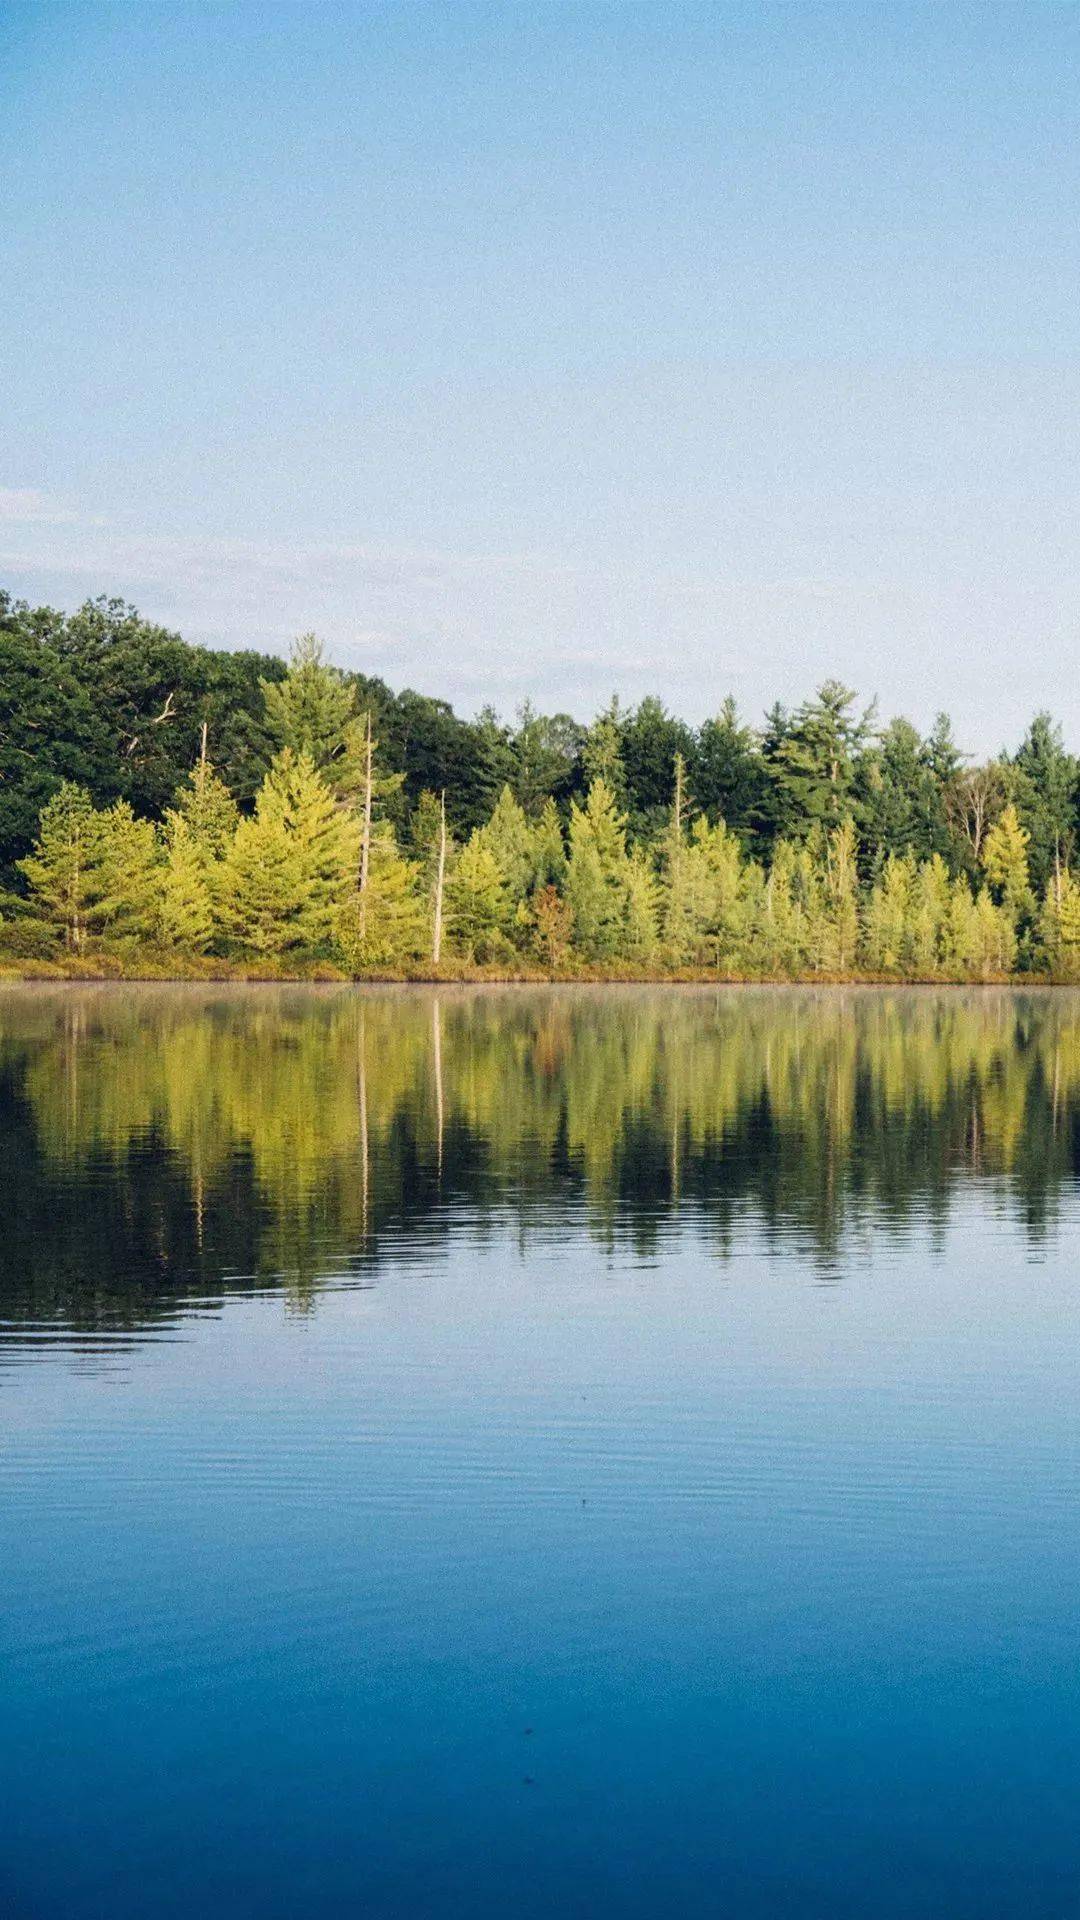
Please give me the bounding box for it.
[3,586,1079,977]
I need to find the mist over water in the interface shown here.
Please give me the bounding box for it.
[4,985,1080,1917]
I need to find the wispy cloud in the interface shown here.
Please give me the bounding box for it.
[0,487,88,526]
[0,484,1065,745]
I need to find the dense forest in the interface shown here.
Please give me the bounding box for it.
[3,587,1080,978]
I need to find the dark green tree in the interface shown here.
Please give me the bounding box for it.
[767,681,875,842]
[688,698,765,843]
[510,701,581,816]
[619,697,695,838]
[1008,713,1078,897]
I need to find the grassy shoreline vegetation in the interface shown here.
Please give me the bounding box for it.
[4,588,1080,984]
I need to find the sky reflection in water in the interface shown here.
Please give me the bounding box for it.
[2,986,1079,1919]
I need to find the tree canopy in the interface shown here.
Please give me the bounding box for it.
[7,585,1080,979]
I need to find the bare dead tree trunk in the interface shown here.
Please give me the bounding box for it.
[433,995,444,1182]
[71,833,83,954]
[432,791,447,965]
[199,719,208,770]
[358,713,373,941]
[357,1009,369,1238]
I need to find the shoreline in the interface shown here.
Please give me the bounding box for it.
[2,957,1077,989]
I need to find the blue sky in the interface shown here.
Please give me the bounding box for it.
[2,1,1079,748]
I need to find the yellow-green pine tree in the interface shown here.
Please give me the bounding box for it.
[564,779,632,961]
[160,814,214,954]
[260,749,359,950]
[339,823,425,970]
[446,833,510,962]
[19,783,97,951]
[624,846,660,961]
[983,802,1033,931]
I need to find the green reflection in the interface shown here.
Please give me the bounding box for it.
[2,985,1077,1336]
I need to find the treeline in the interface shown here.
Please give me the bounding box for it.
[3,589,1080,977]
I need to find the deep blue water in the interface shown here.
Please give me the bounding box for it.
[3,985,1080,1917]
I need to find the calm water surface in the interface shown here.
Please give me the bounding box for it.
[3,984,1080,1918]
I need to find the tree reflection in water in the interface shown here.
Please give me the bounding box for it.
[2,984,1077,1342]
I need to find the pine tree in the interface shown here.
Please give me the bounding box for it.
[689,697,764,841]
[822,819,859,973]
[446,833,510,961]
[215,809,310,956]
[478,786,536,903]
[172,748,238,866]
[1037,868,1080,978]
[624,847,659,960]
[769,682,874,839]
[910,855,952,973]
[581,701,627,804]
[1009,713,1077,896]
[564,779,632,961]
[678,816,748,967]
[511,701,579,816]
[160,814,214,953]
[531,884,574,968]
[338,824,425,970]
[972,887,1016,976]
[945,876,1015,977]
[532,798,567,886]
[354,710,407,947]
[261,633,367,799]
[863,851,915,973]
[751,840,808,975]
[265,749,359,947]
[95,802,160,944]
[982,803,1034,928]
[659,753,691,961]
[944,874,979,974]
[19,783,97,950]
[21,786,158,949]
[216,750,357,956]
[1057,871,1080,973]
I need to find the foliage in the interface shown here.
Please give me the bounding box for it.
[20,783,158,950]
[215,750,357,955]
[160,814,214,953]
[339,825,426,969]
[564,779,633,961]
[11,588,1080,978]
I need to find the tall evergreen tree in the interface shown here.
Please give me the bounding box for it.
[511,702,580,816]
[160,814,214,953]
[171,747,239,866]
[532,799,567,887]
[619,697,694,835]
[216,750,357,955]
[215,809,309,957]
[859,718,948,869]
[565,779,632,961]
[478,787,537,903]
[447,834,510,961]
[689,698,764,842]
[768,682,874,840]
[338,825,426,970]
[261,633,366,800]
[1009,713,1077,898]
[18,783,98,951]
[19,786,158,949]
[982,803,1034,933]
[581,700,627,806]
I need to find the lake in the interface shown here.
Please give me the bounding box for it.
[3,984,1080,1918]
